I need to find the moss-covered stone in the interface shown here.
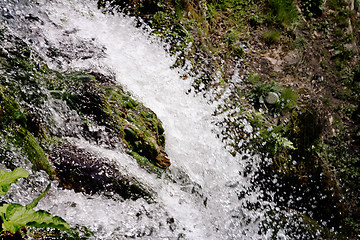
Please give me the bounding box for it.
[48,71,170,169]
[102,85,170,169]
[0,28,166,237]
[0,86,54,176]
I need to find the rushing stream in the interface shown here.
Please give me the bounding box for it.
[0,0,292,239]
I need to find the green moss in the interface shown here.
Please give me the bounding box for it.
[267,0,299,27]
[0,88,26,129]
[0,86,54,176]
[44,71,168,171]
[262,30,282,44]
[102,85,168,169]
[12,127,54,176]
[277,87,298,112]
[128,151,164,176]
[55,73,109,125]
[0,31,165,176]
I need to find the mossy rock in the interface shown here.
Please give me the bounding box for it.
[102,84,170,169]
[56,73,110,125]
[0,86,54,176]
[51,72,170,169]
[0,29,165,237]
[0,28,170,178]
[124,124,170,168]
[50,144,151,200]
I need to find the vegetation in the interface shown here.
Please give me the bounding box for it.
[268,0,299,27]
[0,169,73,237]
[0,84,54,176]
[0,168,29,195]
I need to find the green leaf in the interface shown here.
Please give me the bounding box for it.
[0,184,72,234]
[274,134,296,150]
[26,184,51,210]
[282,138,296,150]
[0,168,29,195]
[0,203,71,234]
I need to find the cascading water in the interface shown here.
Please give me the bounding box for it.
[0,0,287,239]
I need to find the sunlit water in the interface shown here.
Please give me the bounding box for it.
[0,0,281,239]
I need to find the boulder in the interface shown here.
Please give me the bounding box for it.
[50,144,151,200]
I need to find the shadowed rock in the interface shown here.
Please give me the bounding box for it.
[50,144,151,200]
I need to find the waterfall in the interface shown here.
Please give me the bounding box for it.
[0,0,279,239]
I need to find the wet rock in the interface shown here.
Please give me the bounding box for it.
[0,86,54,176]
[124,124,170,168]
[59,73,109,125]
[89,71,116,85]
[50,144,151,200]
[51,72,170,169]
[105,86,170,169]
[0,29,170,185]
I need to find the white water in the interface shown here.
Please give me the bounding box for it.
[1,0,277,239]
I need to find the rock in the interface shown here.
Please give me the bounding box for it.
[124,124,170,168]
[53,73,170,170]
[0,30,170,194]
[50,144,151,200]
[264,56,283,72]
[265,92,279,104]
[0,86,54,177]
[105,86,170,169]
[284,50,301,66]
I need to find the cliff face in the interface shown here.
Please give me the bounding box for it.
[97,0,360,238]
